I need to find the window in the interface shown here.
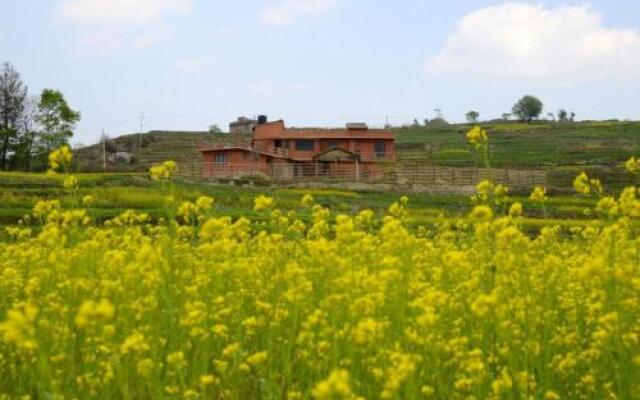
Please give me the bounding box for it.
[328,140,339,149]
[375,140,386,156]
[214,153,227,164]
[295,140,315,151]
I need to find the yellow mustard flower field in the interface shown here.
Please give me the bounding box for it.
[1,136,640,399]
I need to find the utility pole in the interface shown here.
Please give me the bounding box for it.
[138,112,145,155]
[102,129,106,170]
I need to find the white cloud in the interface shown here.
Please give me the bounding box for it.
[260,0,336,26]
[426,2,640,84]
[57,0,194,52]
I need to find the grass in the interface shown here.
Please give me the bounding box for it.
[70,121,640,172]
[0,171,605,235]
[396,121,640,167]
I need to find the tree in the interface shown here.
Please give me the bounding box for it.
[570,112,576,122]
[12,96,38,171]
[36,89,80,155]
[466,111,479,123]
[412,118,420,127]
[512,95,543,123]
[209,124,222,134]
[501,113,511,121]
[0,62,28,170]
[547,112,555,121]
[558,109,568,122]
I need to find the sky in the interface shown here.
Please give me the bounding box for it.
[2,0,640,145]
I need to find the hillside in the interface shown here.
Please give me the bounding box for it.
[75,130,251,172]
[395,120,640,167]
[75,121,640,172]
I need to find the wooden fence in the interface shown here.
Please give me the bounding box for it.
[160,159,549,189]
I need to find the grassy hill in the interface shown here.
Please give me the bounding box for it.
[75,131,251,171]
[395,120,640,167]
[75,121,640,172]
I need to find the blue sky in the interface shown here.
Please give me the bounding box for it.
[2,0,640,145]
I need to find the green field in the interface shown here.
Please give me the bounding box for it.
[395,121,640,167]
[0,171,607,235]
[74,121,640,172]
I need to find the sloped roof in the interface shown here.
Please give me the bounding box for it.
[313,147,360,161]
[255,128,394,140]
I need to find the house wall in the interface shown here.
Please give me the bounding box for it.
[229,123,254,134]
[202,150,272,179]
[253,138,396,161]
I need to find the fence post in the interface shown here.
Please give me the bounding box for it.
[373,162,376,184]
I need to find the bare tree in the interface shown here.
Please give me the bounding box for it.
[14,96,39,171]
[0,62,28,170]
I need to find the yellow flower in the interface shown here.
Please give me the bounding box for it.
[491,368,513,395]
[82,195,95,207]
[195,196,214,211]
[48,145,73,172]
[573,172,602,196]
[544,390,561,400]
[246,351,268,366]
[166,351,186,368]
[625,156,640,173]
[74,299,115,328]
[466,126,488,148]
[0,304,38,350]
[199,374,216,386]
[301,194,314,207]
[508,202,523,218]
[312,369,353,400]
[470,205,493,222]
[471,292,497,317]
[63,175,78,190]
[529,186,547,203]
[121,332,149,355]
[149,160,178,181]
[137,358,155,377]
[254,195,275,211]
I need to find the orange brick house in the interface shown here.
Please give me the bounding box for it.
[198,119,395,180]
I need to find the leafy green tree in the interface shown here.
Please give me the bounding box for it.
[512,95,543,123]
[466,111,479,123]
[36,89,80,155]
[558,109,568,122]
[0,62,27,170]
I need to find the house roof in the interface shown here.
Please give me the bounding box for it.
[253,120,394,140]
[256,128,394,140]
[198,146,290,159]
